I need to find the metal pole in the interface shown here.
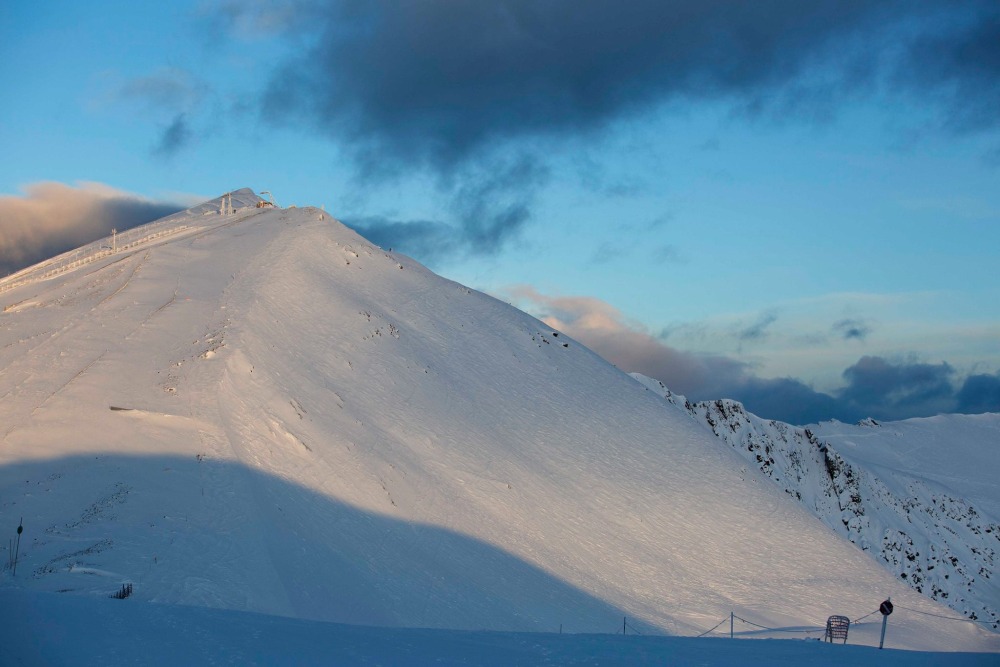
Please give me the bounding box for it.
[878,597,893,649]
[13,518,22,576]
[730,612,734,639]
[623,616,627,635]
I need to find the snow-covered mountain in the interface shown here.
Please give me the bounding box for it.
[632,375,999,631]
[1,191,996,653]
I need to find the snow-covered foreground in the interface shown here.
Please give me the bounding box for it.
[1,192,997,659]
[3,590,997,667]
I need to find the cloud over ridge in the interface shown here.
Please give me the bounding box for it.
[0,182,184,275]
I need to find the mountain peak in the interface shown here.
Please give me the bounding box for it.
[1,206,996,650]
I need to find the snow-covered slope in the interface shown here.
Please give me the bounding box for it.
[4,589,998,667]
[631,375,999,632]
[1,193,996,652]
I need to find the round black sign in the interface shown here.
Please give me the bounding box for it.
[880,599,894,616]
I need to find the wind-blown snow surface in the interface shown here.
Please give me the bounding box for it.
[1,194,997,656]
[631,375,999,632]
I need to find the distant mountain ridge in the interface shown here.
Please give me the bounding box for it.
[632,374,999,630]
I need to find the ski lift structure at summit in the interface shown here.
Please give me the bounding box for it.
[256,190,277,208]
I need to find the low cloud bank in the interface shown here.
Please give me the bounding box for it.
[0,182,184,275]
[511,286,1000,424]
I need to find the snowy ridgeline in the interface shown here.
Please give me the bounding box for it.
[632,374,1000,631]
[0,188,262,294]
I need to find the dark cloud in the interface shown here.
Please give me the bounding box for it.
[645,213,675,231]
[253,2,1000,167]
[347,217,459,265]
[235,1,998,263]
[736,311,778,342]
[116,68,208,158]
[724,377,862,426]
[347,155,546,264]
[259,1,898,171]
[448,155,546,254]
[956,372,1000,414]
[839,356,956,417]
[703,358,981,425]
[700,356,998,424]
[588,244,628,266]
[574,155,647,199]
[154,113,193,157]
[894,7,1000,133]
[833,318,872,341]
[0,182,184,276]
[734,356,980,424]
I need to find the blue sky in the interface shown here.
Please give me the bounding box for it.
[2,1,998,424]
